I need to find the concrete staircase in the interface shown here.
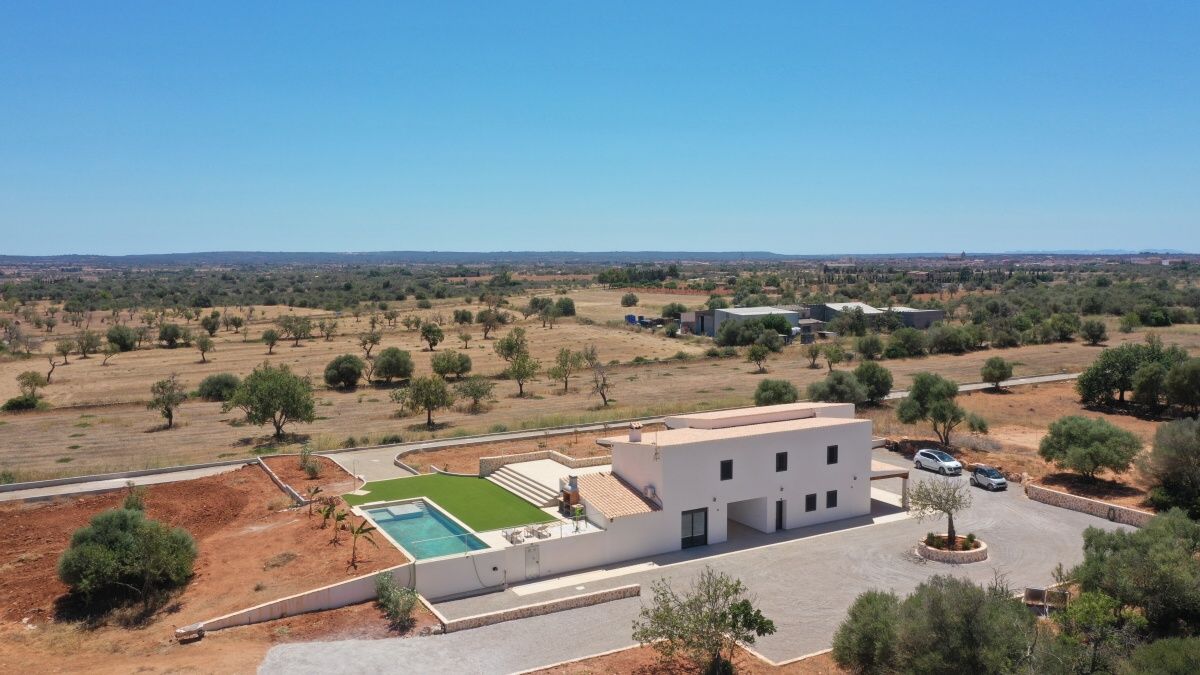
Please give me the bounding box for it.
[487,466,558,507]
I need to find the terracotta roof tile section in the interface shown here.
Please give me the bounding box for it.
[576,472,660,520]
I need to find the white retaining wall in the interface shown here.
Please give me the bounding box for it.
[176,563,414,637]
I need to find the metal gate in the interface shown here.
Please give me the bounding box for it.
[525,544,541,580]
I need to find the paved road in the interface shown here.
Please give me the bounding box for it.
[883,371,1078,400]
[328,418,666,482]
[0,463,246,503]
[261,448,1120,673]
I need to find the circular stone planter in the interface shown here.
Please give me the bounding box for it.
[917,538,988,564]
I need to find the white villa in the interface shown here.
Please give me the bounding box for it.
[355,402,906,600]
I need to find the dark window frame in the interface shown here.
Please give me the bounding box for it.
[827,445,839,465]
[719,459,733,481]
[826,489,838,508]
[775,451,788,472]
[805,493,817,512]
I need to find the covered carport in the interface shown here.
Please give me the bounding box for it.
[870,460,910,510]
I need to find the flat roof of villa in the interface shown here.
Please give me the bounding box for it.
[671,401,848,423]
[824,301,883,314]
[576,472,660,519]
[606,416,868,447]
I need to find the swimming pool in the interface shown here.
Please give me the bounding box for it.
[365,500,490,560]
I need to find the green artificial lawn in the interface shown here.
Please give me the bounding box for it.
[343,473,555,532]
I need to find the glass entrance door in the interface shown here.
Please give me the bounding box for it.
[681,508,708,548]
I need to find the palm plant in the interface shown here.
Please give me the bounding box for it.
[305,486,323,516]
[330,509,348,544]
[349,520,378,567]
[319,501,337,529]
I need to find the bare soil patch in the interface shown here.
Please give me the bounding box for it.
[261,455,356,495]
[0,464,407,673]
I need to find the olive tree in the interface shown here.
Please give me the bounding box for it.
[392,375,455,428]
[547,348,586,393]
[373,347,414,383]
[745,343,770,373]
[419,322,444,351]
[980,356,1013,390]
[908,477,973,544]
[223,362,316,438]
[808,371,867,404]
[1038,415,1142,480]
[632,566,776,674]
[506,353,540,396]
[261,328,279,354]
[1081,319,1108,345]
[323,354,365,389]
[148,374,187,429]
[454,375,496,413]
[194,334,214,363]
[1141,418,1200,517]
[897,372,986,446]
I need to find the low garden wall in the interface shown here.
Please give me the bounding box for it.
[479,450,613,477]
[1025,484,1154,528]
[440,584,640,633]
[255,459,306,505]
[917,539,988,564]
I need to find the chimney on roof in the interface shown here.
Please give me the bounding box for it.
[629,422,642,443]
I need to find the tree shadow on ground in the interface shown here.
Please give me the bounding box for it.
[1040,472,1148,503]
[53,589,181,629]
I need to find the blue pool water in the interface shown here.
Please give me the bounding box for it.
[366,500,489,559]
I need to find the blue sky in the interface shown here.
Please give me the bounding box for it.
[2,3,1198,256]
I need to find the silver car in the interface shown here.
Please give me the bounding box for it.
[970,465,1008,491]
[913,449,962,476]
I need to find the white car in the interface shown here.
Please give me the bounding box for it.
[914,449,962,476]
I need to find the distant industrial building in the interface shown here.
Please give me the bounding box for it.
[679,306,824,343]
[808,302,944,329]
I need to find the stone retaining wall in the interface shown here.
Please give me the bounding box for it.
[479,450,613,477]
[917,539,988,564]
[442,584,640,633]
[1025,484,1154,528]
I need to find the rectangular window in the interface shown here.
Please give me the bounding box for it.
[827,445,839,465]
[775,451,788,472]
[826,490,838,508]
[719,459,733,481]
[805,493,817,512]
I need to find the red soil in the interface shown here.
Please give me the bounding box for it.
[0,464,408,673]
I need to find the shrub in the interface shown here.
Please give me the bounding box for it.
[620,292,639,307]
[373,347,415,383]
[754,379,799,406]
[1142,418,1200,518]
[1166,358,1200,414]
[884,327,926,359]
[431,350,472,379]
[375,571,418,630]
[855,334,883,360]
[2,394,40,411]
[853,361,893,405]
[1081,319,1108,345]
[1125,637,1200,674]
[831,590,900,675]
[379,434,403,444]
[197,373,241,402]
[323,354,365,389]
[554,297,576,317]
[106,325,138,352]
[57,509,197,610]
[807,371,866,404]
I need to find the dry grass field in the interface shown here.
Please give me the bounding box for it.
[2,288,1199,481]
